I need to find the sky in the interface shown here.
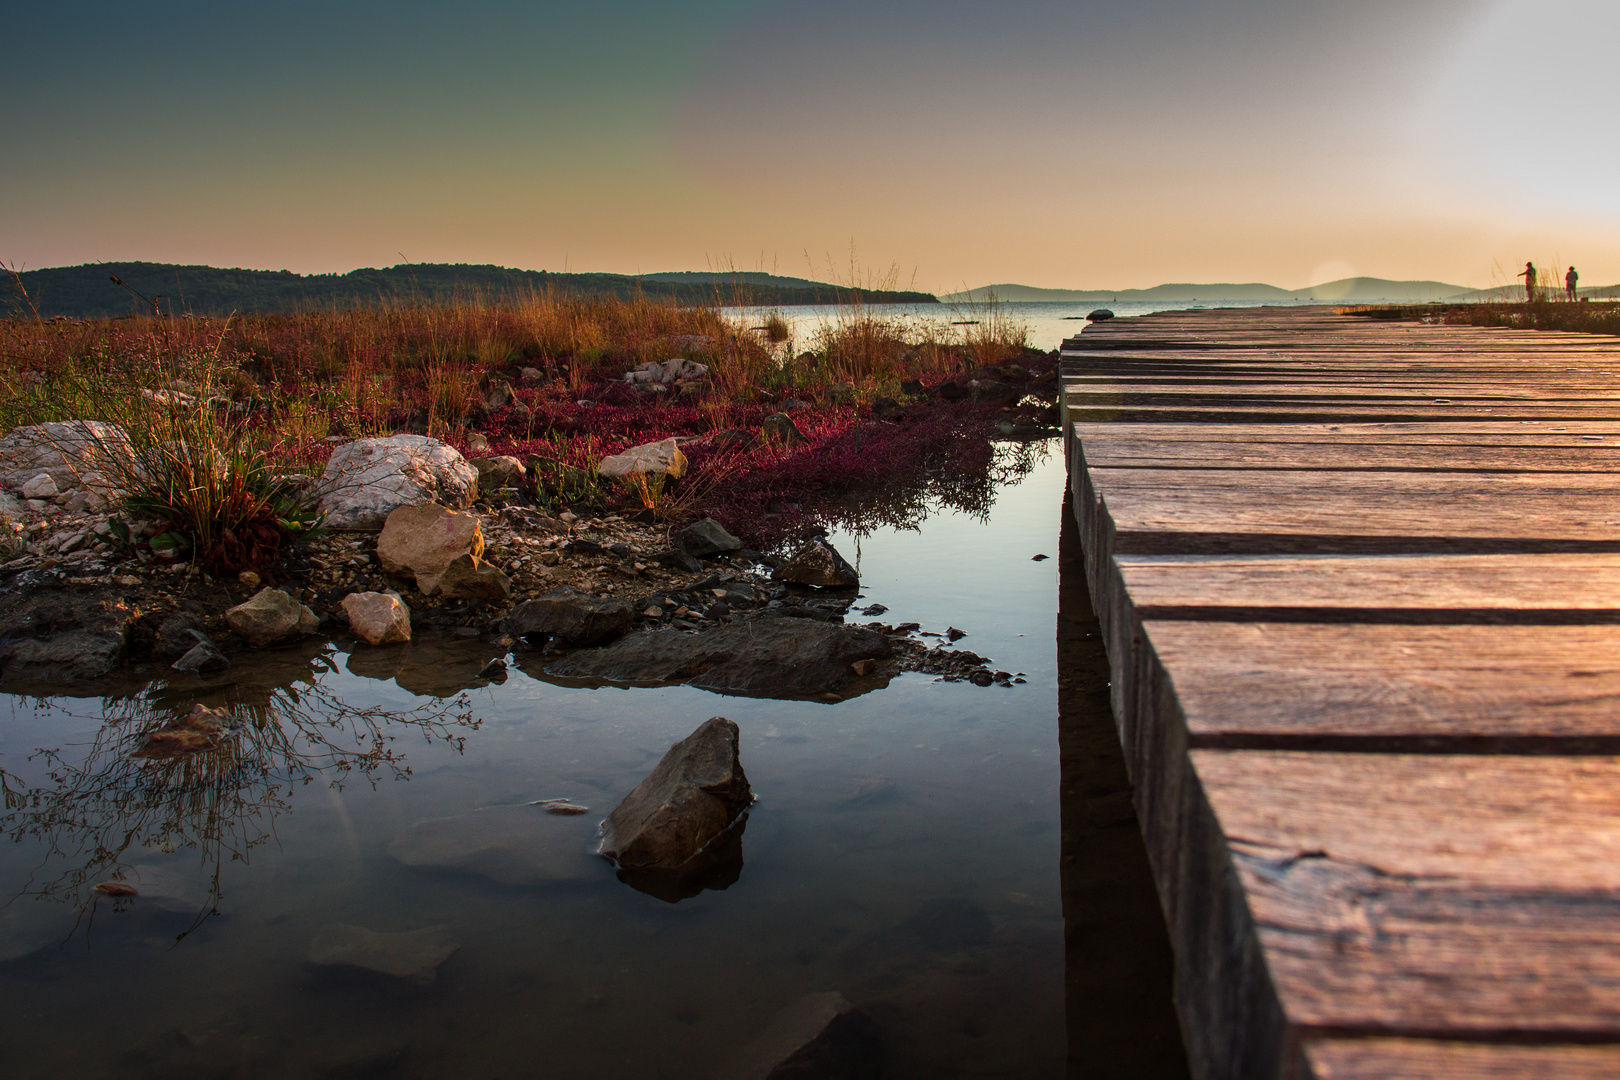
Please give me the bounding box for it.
[3,0,1617,292]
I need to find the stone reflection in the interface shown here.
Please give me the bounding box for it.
[614,813,748,903]
[0,653,480,949]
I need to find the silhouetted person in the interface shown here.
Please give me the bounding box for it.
[1518,261,1537,302]
[1567,266,1579,301]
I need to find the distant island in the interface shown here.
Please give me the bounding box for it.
[944,278,1620,303]
[3,262,939,319]
[944,278,1480,303]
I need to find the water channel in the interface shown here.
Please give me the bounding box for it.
[0,448,1186,1079]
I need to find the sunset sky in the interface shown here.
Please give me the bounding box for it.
[4,0,1616,292]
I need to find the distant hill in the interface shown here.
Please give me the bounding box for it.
[639,271,830,290]
[1447,283,1620,301]
[2,262,938,319]
[944,277,1474,303]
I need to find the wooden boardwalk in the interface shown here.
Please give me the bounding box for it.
[1060,307,1620,1080]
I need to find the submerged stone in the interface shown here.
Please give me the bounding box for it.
[306,924,459,986]
[387,804,601,885]
[721,991,881,1080]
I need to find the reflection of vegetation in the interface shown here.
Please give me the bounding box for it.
[0,658,479,942]
[823,436,1053,541]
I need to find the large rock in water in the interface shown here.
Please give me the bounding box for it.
[508,587,632,645]
[543,619,890,699]
[597,437,687,480]
[600,717,752,874]
[672,517,742,558]
[774,539,859,589]
[226,588,320,647]
[306,924,459,986]
[376,503,483,593]
[341,591,411,644]
[318,435,478,529]
[722,992,881,1080]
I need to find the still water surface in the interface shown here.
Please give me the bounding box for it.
[0,450,1176,1078]
[729,298,1326,352]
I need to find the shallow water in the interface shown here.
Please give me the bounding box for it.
[0,450,1184,1079]
[728,298,1327,352]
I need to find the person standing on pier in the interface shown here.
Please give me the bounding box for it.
[1518,261,1537,302]
[1567,266,1580,301]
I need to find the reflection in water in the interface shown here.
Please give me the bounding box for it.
[1056,492,1189,1077]
[0,647,479,942]
[615,813,748,904]
[825,437,1053,542]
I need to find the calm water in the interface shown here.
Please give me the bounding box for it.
[728,298,1327,352]
[0,450,1184,1079]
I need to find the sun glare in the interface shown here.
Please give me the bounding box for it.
[1428,0,1620,217]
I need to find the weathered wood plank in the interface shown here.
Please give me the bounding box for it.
[1071,421,1620,445]
[1085,467,1620,554]
[1081,440,1620,473]
[1194,751,1620,1036]
[1145,621,1620,750]
[1117,553,1620,620]
[1305,1038,1620,1080]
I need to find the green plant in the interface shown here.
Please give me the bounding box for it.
[15,342,323,575]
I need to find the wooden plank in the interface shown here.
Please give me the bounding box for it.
[1066,403,1620,424]
[1080,440,1620,473]
[1305,1038,1620,1080]
[1071,421,1620,445]
[1117,553,1620,621]
[1061,307,1620,1078]
[1145,621,1620,750]
[1084,466,1620,554]
[1194,751,1620,1036]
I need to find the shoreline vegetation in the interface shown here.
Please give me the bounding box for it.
[0,284,1054,557]
[1350,298,1620,336]
[3,261,938,320]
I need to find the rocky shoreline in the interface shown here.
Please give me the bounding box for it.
[0,429,1016,698]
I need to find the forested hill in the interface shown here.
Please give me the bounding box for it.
[4,262,938,318]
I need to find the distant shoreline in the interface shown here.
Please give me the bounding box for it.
[4,262,938,320]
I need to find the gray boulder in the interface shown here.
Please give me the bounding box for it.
[598,437,687,480]
[225,588,320,648]
[0,420,131,495]
[543,619,890,699]
[306,924,459,986]
[600,717,752,874]
[672,517,742,558]
[722,992,880,1080]
[508,587,632,645]
[317,435,478,529]
[775,540,859,589]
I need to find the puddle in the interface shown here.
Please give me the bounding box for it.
[0,448,1185,1078]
